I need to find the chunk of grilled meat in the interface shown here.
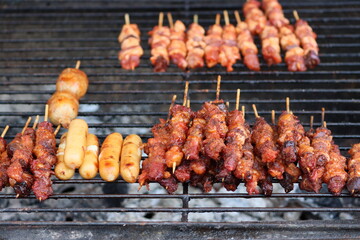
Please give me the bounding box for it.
[118,23,143,70]
[186,23,206,69]
[148,26,171,72]
[348,143,360,195]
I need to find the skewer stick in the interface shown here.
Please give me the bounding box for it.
[293,10,300,21]
[54,125,61,136]
[226,102,230,109]
[75,60,81,69]
[21,117,32,135]
[32,115,39,129]
[242,106,245,118]
[183,81,189,106]
[323,121,327,128]
[223,10,230,25]
[158,12,164,27]
[235,89,240,111]
[216,75,221,101]
[124,13,130,25]
[167,95,177,121]
[187,99,190,108]
[252,104,259,118]
[310,115,314,129]
[234,10,241,25]
[215,13,221,25]
[286,97,290,113]
[193,14,198,24]
[167,12,174,29]
[44,104,49,122]
[172,162,176,174]
[321,108,325,127]
[1,125,9,138]
[271,110,276,125]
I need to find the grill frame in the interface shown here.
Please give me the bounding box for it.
[1,0,360,233]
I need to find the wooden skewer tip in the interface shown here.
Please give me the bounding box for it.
[223,10,230,25]
[21,117,32,135]
[310,115,314,129]
[252,104,259,118]
[293,10,300,21]
[193,14,198,24]
[183,81,189,106]
[124,13,130,25]
[75,60,81,69]
[235,89,240,111]
[234,10,241,24]
[167,12,174,29]
[32,115,39,129]
[216,75,221,100]
[1,125,9,138]
[172,162,176,174]
[242,106,245,118]
[215,13,221,25]
[54,125,61,136]
[271,110,276,125]
[286,97,290,113]
[44,104,49,122]
[158,12,164,27]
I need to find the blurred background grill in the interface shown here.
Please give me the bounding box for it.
[1,0,360,238]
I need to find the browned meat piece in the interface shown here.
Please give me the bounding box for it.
[348,143,360,195]
[183,110,206,161]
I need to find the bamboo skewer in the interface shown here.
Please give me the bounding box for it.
[193,14,198,24]
[215,13,221,25]
[54,125,61,136]
[75,60,81,69]
[235,89,240,111]
[252,104,259,118]
[223,10,230,25]
[21,117,32,135]
[32,115,39,129]
[125,13,130,25]
[216,75,221,101]
[271,110,276,125]
[310,115,314,129]
[167,12,174,29]
[1,125,9,138]
[293,10,300,21]
[183,81,189,106]
[234,10,241,25]
[242,106,245,118]
[286,97,290,113]
[321,108,325,127]
[167,95,177,121]
[158,12,164,28]
[44,104,49,122]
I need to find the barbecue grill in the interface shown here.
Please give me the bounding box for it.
[1,0,360,238]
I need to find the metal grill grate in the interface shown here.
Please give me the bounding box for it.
[1,0,360,236]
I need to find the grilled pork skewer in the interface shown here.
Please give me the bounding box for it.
[186,15,206,69]
[277,98,302,193]
[7,117,35,197]
[261,0,289,29]
[31,105,57,201]
[139,96,178,193]
[165,82,193,173]
[323,139,348,196]
[293,10,320,69]
[348,143,360,195]
[234,11,260,71]
[261,0,306,71]
[216,90,246,191]
[204,14,223,68]
[243,0,266,35]
[219,10,241,72]
[149,12,171,72]
[167,13,188,70]
[260,22,282,65]
[0,126,10,190]
[118,14,144,70]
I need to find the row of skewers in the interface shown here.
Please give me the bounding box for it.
[118,0,320,72]
[139,77,357,196]
[0,107,59,201]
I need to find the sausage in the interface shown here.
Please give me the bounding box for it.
[48,91,79,128]
[99,132,123,182]
[64,119,88,169]
[120,134,142,183]
[79,133,99,179]
[56,68,89,99]
[55,133,75,180]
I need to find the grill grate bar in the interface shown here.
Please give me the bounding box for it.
[1,207,359,213]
